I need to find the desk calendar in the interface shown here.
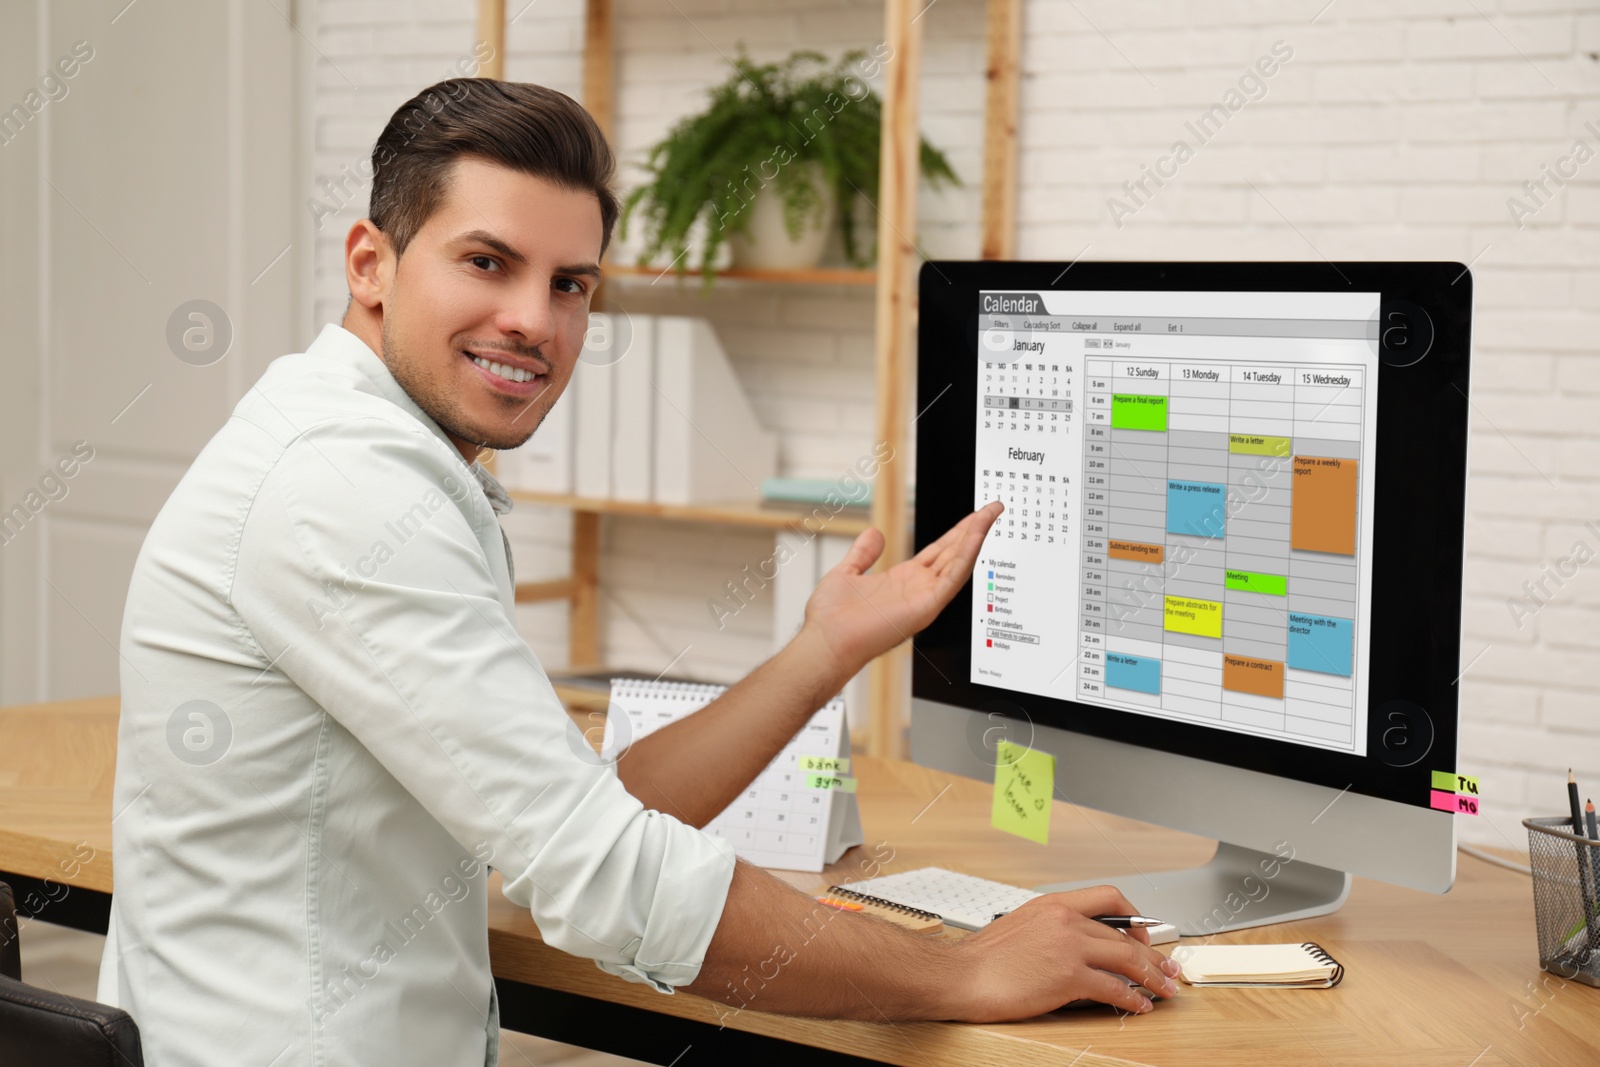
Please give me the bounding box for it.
[601,680,862,872]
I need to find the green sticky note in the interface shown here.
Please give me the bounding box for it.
[805,774,856,792]
[1432,770,1479,795]
[992,740,1055,844]
[799,756,850,774]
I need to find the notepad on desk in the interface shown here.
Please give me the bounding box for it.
[812,890,944,935]
[1173,942,1344,988]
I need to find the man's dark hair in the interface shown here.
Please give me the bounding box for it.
[367,78,618,259]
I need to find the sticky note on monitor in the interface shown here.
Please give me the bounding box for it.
[992,740,1054,844]
[1430,789,1479,816]
[1431,770,1479,795]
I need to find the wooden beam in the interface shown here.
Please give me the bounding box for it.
[603,264,876,287]
[865,0,924,760]
[583,0,614,139]
[583,0,615,311]
[476,0,506,80]
[505,490,873,537]
[980,0,1022,260]
[472,1,508,477]
[514,578,577,604]
[569,510,602,669]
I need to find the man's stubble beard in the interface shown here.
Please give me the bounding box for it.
[379,312,550,453]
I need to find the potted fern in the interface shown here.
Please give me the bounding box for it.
[619,50,958,280]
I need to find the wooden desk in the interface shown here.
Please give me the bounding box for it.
[3,696,1598,1066]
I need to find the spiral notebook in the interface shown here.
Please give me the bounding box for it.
[1172,942,1344,988]
[601,679,862,872]
[815,888,943,934]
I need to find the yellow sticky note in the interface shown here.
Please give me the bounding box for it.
[1431,770,1479,795]
[992,740,1054,844]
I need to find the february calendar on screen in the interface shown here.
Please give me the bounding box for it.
[601,679,862,872]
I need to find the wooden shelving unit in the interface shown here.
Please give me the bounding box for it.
[476,0,1022,756]
[506,490,872,672]
[603,263,876,287]
[506,490,872,538]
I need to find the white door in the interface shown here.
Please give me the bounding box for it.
[0,0,303,702]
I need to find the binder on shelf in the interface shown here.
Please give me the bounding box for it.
[771,529,819,652]
[601,678,861,872]
[771,531,869,738]
[653,316,777,505]
[818,534,871,738]
[499,372,575,493]
[572,349,614,497]
[610,314,656,502]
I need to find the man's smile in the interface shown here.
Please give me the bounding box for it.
[462,346,548,396]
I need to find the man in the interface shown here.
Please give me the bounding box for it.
[98,78,1177,1065]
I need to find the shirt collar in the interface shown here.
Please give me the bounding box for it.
[305,322,514,516]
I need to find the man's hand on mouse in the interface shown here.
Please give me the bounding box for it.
[946,885,1181,1020]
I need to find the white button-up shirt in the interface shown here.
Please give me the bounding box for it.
[97,323,736,1067]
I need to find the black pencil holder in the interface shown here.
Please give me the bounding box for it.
[1523,816,1600,988]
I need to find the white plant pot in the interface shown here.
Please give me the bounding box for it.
[727,169,836,272]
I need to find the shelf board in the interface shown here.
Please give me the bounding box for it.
[508,489,873,537]
[550,679,613,715]
[602,263,876,287]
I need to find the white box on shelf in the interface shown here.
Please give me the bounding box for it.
[770,531,871,739]
[610,313,656,502]
[653,316,777,505]
[500,372,575,493]
[572,350,614,497]
[771,528,820,652]
[818,534,871,738]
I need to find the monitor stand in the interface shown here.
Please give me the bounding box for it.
[1035,841,1353,936]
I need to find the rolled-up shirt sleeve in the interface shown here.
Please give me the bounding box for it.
[232,416,736,992]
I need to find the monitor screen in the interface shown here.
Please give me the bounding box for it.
[912,262,1473,816]
[971,289,1379,755]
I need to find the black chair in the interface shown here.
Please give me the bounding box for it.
[0,880,144,1066]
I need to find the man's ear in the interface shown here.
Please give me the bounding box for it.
[346,219,393,310]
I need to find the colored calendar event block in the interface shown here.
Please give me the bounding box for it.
[1111,394,1168,431]
[1164,595,1222,639]
[1225,569,1286,596]
[1109,539,1164,563]
[1222,653,1284,699]
[1168,480,1227,539]
[1287,611,1352,676]
[1106,651,1161,694]
[1290,455,1357,555]
[1228,433,1291,457]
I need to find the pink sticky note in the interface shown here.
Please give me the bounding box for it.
[1431,789,1479,816]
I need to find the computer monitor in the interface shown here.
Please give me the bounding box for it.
[911,261,1472,935]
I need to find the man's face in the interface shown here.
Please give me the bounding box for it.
[377,156,602,455]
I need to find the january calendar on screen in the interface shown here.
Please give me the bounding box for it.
[600,679,863,871]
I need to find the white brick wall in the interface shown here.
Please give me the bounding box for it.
[305,0,1600,848]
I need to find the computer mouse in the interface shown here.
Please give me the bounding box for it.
[1058,975,1158,1011]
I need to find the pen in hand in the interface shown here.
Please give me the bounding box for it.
[990,911,1166,930]
[1090,914,1166,930]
